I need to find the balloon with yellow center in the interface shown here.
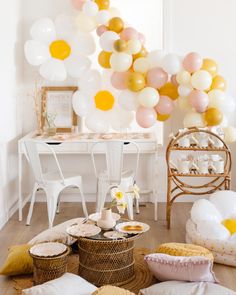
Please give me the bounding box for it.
[50,40,71,60]
[94,90,115,111]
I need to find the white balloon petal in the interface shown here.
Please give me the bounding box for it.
[39,58,67,81]
[70,32,96,56]
[76,12,97,32]
[85,110,109,133]
[191,199,222,224]
[118,90,139,111]
[24,40,50,66]
[109,107,134,131]
[197,221,230,240]
[72,91,92,117]
[30,18,56,45]
[79,69,102,95]
[64,54,91,79]
[55,14,76,40]
[210,190,236,219]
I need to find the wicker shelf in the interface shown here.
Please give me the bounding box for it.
[166,128,232,229]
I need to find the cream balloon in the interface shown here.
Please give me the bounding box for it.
[178,84,193,97]
[162,53,182,75]
[133,57,150,74]
[110,52,133,72]
[82,1,99,16]
[191,70,212,90]
[223,126,236,143]
[76,12,97,32]
[176,70,191,85]
[183,112,206,128]
[109,7,121,18]
[118,90,139,111]
[178,96,192,112]
[138,87,160,108]
[99,31,119,52]
[208,89,225,108]
[96,10,111,25]
[126,39,142,55]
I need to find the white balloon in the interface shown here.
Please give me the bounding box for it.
[183,112,206,128]
[39,58,67,81]
[191,70,212,91]
[178,96,192,112]
[82,1,99,16]
[162,53,182,75]
[30,18,56,45]
[126,39,142,55]
[72,91,92,117]
[133,57,150,74]
[109,107,134,131]
[223,127,236,143]
[197,221,230,240]
[176,70,191,85]
[71,32,95,56]
[96,10,111,25]
[210,190,236,219]
[24,40,50,66]
[76,12,97,32]
[64,54,91,79]
[208,89,225,108]
[178,84,193,97]
[85,110,109,133]
[110,53,133,72]
[191,199,222,224]
[79,69,102,94]
[221,95,236,115]
[55,14,76,40]
[220,116,228,127]
[138,87,160,108]
[147,50,165,68]
[109,7,121,18]
[118,90,139,111]
[99,31,119,52]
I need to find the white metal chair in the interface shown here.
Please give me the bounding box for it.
[91,140,140,220]
[25,140,88,228]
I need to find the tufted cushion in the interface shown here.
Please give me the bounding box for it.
[156,243,214,261]
[92,286,135,295]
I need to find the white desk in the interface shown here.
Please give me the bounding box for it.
[18,131,160,221]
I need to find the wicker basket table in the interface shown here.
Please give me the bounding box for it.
[78,234,140,287]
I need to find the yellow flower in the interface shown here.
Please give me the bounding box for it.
[111,188,124,201]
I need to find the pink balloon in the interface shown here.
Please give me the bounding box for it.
[71,0,85,10]
[183,52,203,73]
[171,75,179,87]
[138,32,146,45]
[136,106,156,128]
[189,90,209,113]
[111,72,129,90]
[96,25,108,37]
[120,27,138,41]
[155,96,174,115]
[147,67,168,89]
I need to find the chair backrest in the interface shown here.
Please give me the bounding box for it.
[91,140,140,186]
[24,140,65,184]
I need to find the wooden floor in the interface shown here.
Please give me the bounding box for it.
[1,202,236,294]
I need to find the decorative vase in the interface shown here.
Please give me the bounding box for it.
[97,208,116,231]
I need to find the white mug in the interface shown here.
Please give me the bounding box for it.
[178,136,190,148]
[192,133,214,148]
[195,159,209,174]
[212,137,224,148]
[171,159,191,174]
[212,159,224,174]
[210,154,222,162]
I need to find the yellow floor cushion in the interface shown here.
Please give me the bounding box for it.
[156,243,214,261]
[0,244,33,276]
[92,286,135,295]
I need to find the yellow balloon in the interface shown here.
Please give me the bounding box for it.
[113,39,127,52]
[95,0,110,10]
[98,51,112,68]
[159,82,178,100]
[95,90,115,111]
[157,113,170,121]
[210,75,227,91]
[126,72,146,92]
[50,40,71,60]
[204,107,223,126]
[201,58,218,77]
[108,17,124,33]
[133,46,148,61]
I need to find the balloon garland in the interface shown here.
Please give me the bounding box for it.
[24,0,236,142]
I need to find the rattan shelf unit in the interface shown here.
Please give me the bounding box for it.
[166,128,232,229]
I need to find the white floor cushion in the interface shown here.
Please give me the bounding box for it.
[22,273,97,295]
[139,281,236,295]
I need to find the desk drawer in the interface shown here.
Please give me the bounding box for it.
[37,143,88,153]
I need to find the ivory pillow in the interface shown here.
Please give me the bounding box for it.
[22,273,97,295]
[28,218,85,246]
[92,286,135,295]
[139,281,236,295]
[145,253,218,283]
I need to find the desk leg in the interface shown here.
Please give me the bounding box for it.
[18,153,23,221]
[152,151,158,221]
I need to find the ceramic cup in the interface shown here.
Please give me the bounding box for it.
[171,159,191,174]
[192,133,213,148]
[211,159,225,174]
[178,136,190,148]
[212,137,224,148]
[195,159,209,174]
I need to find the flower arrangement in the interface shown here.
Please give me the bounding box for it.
[107,184,140,214]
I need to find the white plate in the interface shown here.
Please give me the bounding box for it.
[115,221,150,234]
[30,242,67,257]
[89,212,121,222]
[103,231,126,240]
[66,224,101,238]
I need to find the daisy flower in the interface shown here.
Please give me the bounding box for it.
[111,187,125,202]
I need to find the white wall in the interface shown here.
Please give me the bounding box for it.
[0,0,24,228]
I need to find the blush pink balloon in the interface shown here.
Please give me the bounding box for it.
[183,52,203,73]
[120,27,138,41]
[71,0,85,10]
[147,67,168,89]
[189,90,209,113]
[138,33,146,45]
[155,96,174,115]
[171,75,179,87]
[96,25,108,37]
[111,71,129,90]
[136,106,157,128]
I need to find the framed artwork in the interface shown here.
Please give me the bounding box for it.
[41,86,78,133]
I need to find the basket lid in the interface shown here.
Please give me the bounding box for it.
[30,242,67,258]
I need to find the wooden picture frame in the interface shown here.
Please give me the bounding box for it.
[41,86,78,133]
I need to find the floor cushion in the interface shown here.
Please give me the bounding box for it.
[92,286,135,295]
[22,273,97,295]
[0,244,33,276]
[139,281,236,295]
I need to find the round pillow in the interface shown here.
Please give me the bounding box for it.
[156,243,214,261]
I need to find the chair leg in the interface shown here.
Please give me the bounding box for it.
[56,193,62,214]
[46,191,59,229]
[26,183,38,226]
[126,194,134,220]
[135,198,140,214]
[78,184,88,218]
